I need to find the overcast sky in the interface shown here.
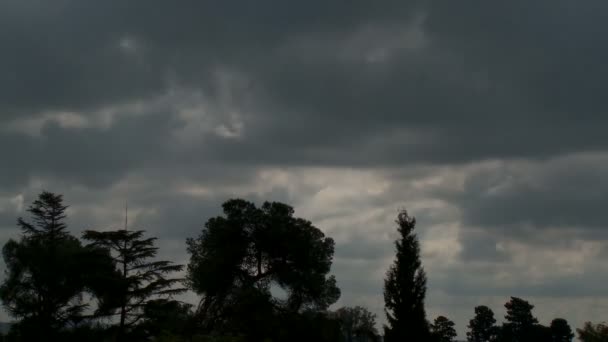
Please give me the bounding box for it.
[2,1,608,338]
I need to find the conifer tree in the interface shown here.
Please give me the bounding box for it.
[467,305,499,342]
[17,191,70,241]
[550,318,574,342]
[577,322,608,342]
[83,228,185,340]
[0,192,116,340]
[502,297,539,341]
[334,306,379,341]
[431,316,458,342]
[383,210,430,341]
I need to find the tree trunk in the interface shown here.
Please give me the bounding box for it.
[119,249,128,341]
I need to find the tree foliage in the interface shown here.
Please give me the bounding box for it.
[0,192,116,340]
[334,306,379,342]
[383,210,430,341]
[467,305,499,342]
[134,299,195,339]
[550,318,574,342]
[501,297,539,341]
[16,192,70,241]
[431,316,457,342]
[1,192,602,342]
[83,229,185,340]
[186,199,340,337]
[577,322,608,342]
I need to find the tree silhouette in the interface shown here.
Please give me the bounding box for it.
[550,318,574,342]
[577,322,608,342]
[186,199,340,337]
[0,192,116,340]
[431,316,457,342]
[17,192,70,241]
[83,229,185,341]
[134,298,194,339]
[383,210,430,341]
[4,194,600,342]
[334,306,379,342]
[502,297,538,341]
[467,305,499,342]
[274,310,342,342]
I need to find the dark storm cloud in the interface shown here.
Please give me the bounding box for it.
[458,230,510,263]
[0,1,165,116]
[0,212,16,234]
[431,265,608,298]
[0,0,419,117]
[128,187,293,240]
[1,110,177,189]
[197,0,608,164]
[424,1,608,118]
[3,0,608,174]
[336,235,393,261]
[0,132,35,190]
[454,155,608,231]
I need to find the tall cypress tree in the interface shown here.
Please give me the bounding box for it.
[383,210,430,341]
[83,229,185,340]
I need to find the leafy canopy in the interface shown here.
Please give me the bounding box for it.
[334,306,379,342]
[550,318,574,342]
[577,322,608,342]
[431,316,458,342]
[186,199,340,332]
[467,305,499,342]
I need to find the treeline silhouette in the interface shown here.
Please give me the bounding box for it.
[0,192,604,341]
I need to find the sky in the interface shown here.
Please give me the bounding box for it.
[1,1,608,338]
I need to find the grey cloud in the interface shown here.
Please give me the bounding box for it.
[332,258,387,295]
[0,0,419,117]
[430,266,608,298]
[2,0,608,173]
[424,1,608,116]
[1,111,177,189]
[336,235,394,261]
[455,155,608,230]
[0,132,36,190]
[458,230,511,263]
